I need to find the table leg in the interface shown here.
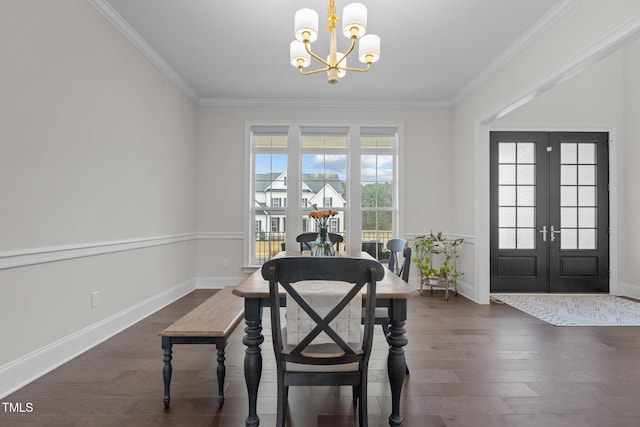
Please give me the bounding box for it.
[216,344,226,408]
[161,337,172,409]
[243,298,264,427]
[387,299,407,427]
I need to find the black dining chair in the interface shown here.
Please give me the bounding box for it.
[296,232,344,252]
[262,256,384,427]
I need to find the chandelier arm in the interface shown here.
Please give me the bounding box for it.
[334,35,357,68]
[336,63,372,73]
[298,66,330,76]
[304,41,331,67]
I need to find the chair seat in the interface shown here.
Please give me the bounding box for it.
[282,329,362,372]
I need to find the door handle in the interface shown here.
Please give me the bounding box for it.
[538,225,547,242]
[550,225,561,242]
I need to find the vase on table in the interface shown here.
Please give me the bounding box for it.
[310,227,335,256]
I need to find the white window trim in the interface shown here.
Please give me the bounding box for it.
[244,120,404,269]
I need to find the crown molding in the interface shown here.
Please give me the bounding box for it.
[451,0,580,106]
[198,97,452,109]
[87,0,199,103]
[88,0,582,111]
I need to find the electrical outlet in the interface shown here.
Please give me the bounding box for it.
[223,259,229,268]
[91,291,100,308]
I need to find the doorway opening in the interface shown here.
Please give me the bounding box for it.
[490,131,609,293]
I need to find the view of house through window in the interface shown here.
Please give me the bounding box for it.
[301,130,348,245]
[249,124,399,265]
[253,130,287,263]
[361,131,395,259]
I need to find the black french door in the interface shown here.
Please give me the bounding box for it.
[490,131,609,293]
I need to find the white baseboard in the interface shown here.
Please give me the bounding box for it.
[455,279,475,302]
[618,281,640,300]
[0,278,196,399]
[196,276,247,289]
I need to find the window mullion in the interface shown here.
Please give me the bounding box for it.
[348,125,362,251]
[287,125,301,251]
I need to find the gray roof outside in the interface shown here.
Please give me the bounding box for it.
[255,173,345,194]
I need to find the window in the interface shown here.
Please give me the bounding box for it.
[252,127,288,263]
[361,130,397,259]
[301,129,348,245]
[247,123,400,265]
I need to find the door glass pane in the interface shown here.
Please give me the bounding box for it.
[578,187,596,206]
[499,165,516,185]
[499,229,516,249]
[517,143,535,163]
[561,165,577,185]
[561,207,577,228]
[517,207,535,227]
[560,141,599,252]
[578,229,597,250]
[578,143,596,164]
[561,143,577,163]
[578,165,596,185]
[499,207,516,227]
[517,165,535,185]
[499,143,516,163]
[499,186,516,205]
[561,186,577,206]
[517,228,535,249]
[578,207,596,228]
[497,141,537,251]
[517,186,535,206]
[561,228,578,250]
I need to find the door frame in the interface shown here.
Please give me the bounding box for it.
[489,130,611,294]
[475,124,618,304]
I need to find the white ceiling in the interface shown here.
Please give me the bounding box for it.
[98,0,569,106]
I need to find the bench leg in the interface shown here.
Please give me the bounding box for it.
[162,338,173,408]
[216,344,226,408]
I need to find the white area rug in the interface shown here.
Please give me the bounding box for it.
[492,294,640,326]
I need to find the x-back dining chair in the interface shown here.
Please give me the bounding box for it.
[262,256,385,427]
[296,232,344,252]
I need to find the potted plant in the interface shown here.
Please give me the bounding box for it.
[413,231,463,300]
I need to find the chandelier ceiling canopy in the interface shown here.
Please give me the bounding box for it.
[289,1,381,84]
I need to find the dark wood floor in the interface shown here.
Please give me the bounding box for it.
[3,289,640,427]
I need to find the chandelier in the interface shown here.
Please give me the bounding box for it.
[289,1,381,84]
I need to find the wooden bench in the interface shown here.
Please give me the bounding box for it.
[160,286,244,408]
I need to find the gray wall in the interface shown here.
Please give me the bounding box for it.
[0,0,197,377]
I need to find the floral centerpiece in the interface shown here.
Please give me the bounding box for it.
[308,203,338,256]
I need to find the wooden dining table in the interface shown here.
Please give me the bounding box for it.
[232,250,417,427]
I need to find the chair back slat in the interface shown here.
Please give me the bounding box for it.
[262,257,384,367]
